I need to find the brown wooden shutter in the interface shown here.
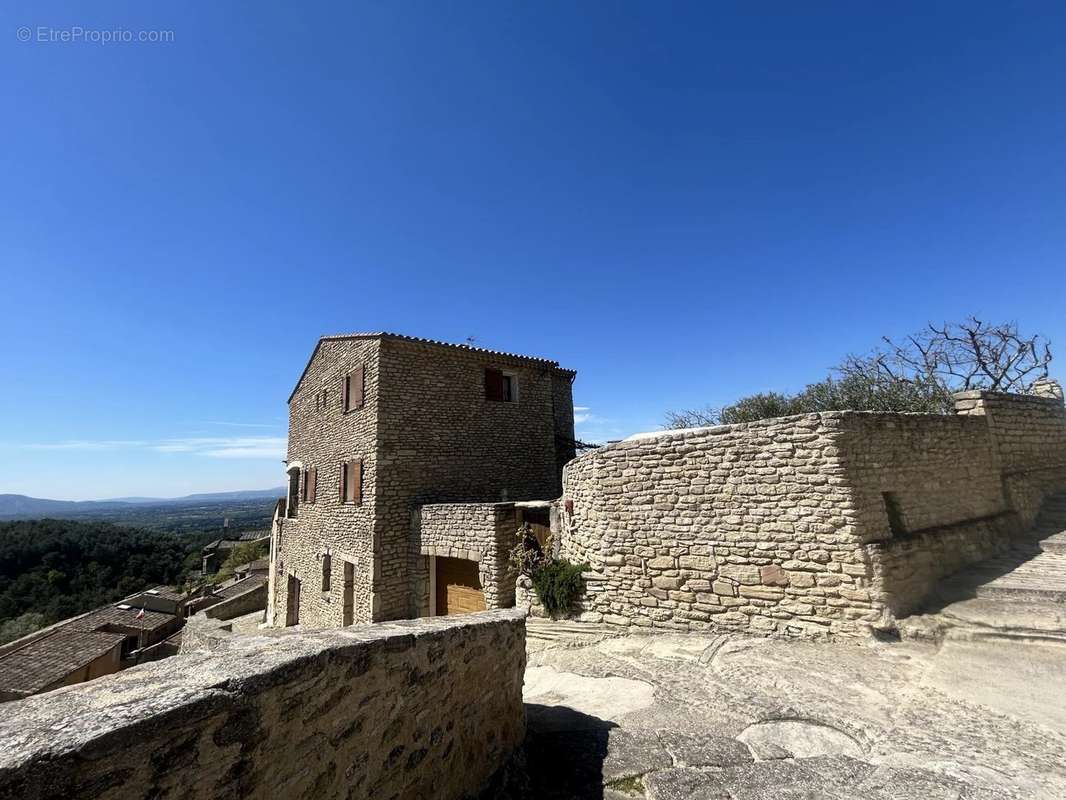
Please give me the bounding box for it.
[308,467,317,503]
[356,456,364,507]
[341,373,350,411]
[340,462,348,501]
[351,365,364,409]
[301,469,308,501]
[485,368,504,401]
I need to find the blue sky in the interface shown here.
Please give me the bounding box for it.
[1,2,1064,499]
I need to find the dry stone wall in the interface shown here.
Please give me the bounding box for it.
[412,503,520,614]
[557,414,873,638]
[0,611,526,800]
[550,388,1066,637]
[955,390,1066,528]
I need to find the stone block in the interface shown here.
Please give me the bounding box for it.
[759,565,790,587]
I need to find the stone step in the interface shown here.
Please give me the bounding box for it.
[1041,533,1066,555]
[976,583,1066,604]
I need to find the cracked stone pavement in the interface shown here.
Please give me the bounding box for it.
[499,620,1066,799]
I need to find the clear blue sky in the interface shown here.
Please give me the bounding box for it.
[2,2,1064,499]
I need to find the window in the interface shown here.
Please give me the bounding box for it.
[341,459,362,505]
[286,468,300,518]
[485,368,515,402]
[342,365,364,412]
[302,467,317,504]
[315,389,328,411]
[321,553,332,593]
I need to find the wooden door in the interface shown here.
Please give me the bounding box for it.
[342,562,355,626]
[286,574,301,626]
[435,557,486,616]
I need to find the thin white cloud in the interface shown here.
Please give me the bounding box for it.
[19,436,287,460]
[21,440,148,451]
[196,421,284,429]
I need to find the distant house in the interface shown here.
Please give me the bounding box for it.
[201,530,270,574]
[0,587,186,703]
[233,558,269,581]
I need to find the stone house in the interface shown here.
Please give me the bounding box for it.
[267,332,575,628]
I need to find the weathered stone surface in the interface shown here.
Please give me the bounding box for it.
[525,388,1066,639]
[656,730,753,767]
[0,611,527,800]
[274,334,575,627]
[521,621,1066,799]
[601,729,671,781]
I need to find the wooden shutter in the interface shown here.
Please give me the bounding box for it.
[485,368,505,401]
[307,467,317,503]
[341,459,362,504]
[341,373,349,411]
[351,365,364,409]
[301,469,308,501]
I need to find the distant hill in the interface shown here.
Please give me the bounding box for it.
[103,488,286,505]
[0,489,285,519]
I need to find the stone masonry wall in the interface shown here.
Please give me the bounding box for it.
[275,338,381,628]
[549,389,1066,637]
[412,503,520,614]
[955,389,1066,528]
[835,412,1008,540]
[557,414,873,638]
[376,337,572,619]
[0,611,526,800]
[833,412,1015,619]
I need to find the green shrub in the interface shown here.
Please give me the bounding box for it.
[531,559,588,618]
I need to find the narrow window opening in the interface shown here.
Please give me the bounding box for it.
[882,492,906,537]
[322,553,332,593]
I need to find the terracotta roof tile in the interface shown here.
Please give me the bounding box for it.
[0,629,125,695]
[289,332,575,402]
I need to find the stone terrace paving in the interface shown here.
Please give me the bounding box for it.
[511,615,1066,799]
[502,497,1066,799]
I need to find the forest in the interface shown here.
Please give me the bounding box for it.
[0,519,215,645]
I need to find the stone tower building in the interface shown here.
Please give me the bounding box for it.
[267,333,575,628]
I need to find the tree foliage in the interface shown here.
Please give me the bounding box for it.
[665,318,1053,429]
[0,519,212,643]
[209,539,269,585]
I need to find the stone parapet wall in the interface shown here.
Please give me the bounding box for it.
[549,388,1066,637]
[835,412,1007,541]
[0,610,527,800]
[412,503,521,613]
[955,389,1066,527]
[557,414,873,637]
[868,514,1017,618]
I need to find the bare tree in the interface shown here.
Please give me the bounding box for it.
[843,316,1052,393]
[664,405,721,429]
[663,317,1054,429]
